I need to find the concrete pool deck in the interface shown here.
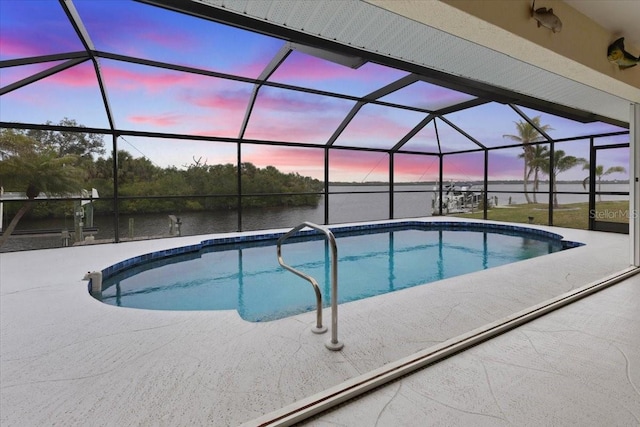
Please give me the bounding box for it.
[1,218,638,426]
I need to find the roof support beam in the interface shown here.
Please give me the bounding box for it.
[438,116,486,150]
[138,0,626,127]
[0,58,88,96]
[326,102,365,147]
[390,114,435,153]
[364,74,419,101]
[0,51,89,68]
[238,44,292,139]
[94,51,435,116]
[327,74,420,147]
[509,104,554,142]
[434,98,490,116]
[59,0,116,131]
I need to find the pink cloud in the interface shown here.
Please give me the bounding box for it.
[128,113,183,127]
[0,35,43,58]
[182,109,248,138]
[242,146,392,181]
[2,60,105,92]
[48,63,99,88]
[243,147,324,167]
[99,62,259,97]
[125,109,247,137]
[330,150,388,169]
[240,146,325,178]
[394,155,440,180]
[1,62,62,87]
[254,89,336,113]
[100,63,202,93]
[0,30,82,59]
[328,150,389,182]
[243,93,351,143]
[6,60,201,94]
[442,160,484,179]
[182,89,251,111]
[244,123,327,143]
[312,150,484,182]
[243,113,339,143]
[336,109,424,147]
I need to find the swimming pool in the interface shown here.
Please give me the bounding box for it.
[94,221,577,322]
[95,221,581,321]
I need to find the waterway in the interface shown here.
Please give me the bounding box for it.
[1,183,628,252]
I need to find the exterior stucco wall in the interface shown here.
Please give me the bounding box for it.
[366,0,640,102]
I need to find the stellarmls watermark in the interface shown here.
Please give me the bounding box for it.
[589,209,639,220]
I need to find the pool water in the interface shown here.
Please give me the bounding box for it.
[97,223,575,321]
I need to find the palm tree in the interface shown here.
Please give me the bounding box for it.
[541,150,587,207]
[0,137,84,247]
[581,163,627,201]
[503,117,552,203]
[525,144,550,203]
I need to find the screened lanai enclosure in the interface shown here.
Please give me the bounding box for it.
[0,0,633,252]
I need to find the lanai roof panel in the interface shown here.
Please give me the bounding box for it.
[443,102,532,148]
[0,1,84,60]
[0,61,110,128]
[333,103,427,150]
[100,59,254,137]
[379,81,477,112]
[434,118,484,153]
[268,51,409,98]
[244,85,356,144]
[397,120,441,154]
[0,61,67,88]
[74,0,285,79]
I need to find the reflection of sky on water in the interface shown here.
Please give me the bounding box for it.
[99,225,565,321]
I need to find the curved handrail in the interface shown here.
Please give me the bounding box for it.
[277,222,343,350]
[277,243,326,335]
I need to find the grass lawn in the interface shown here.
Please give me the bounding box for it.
[452,200,630,230]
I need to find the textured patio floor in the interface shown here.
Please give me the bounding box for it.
[0,218,636,426]
[303,271,640,426]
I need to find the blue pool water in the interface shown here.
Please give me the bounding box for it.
[96,222,579,321]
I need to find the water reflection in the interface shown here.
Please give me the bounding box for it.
[99,224,567,321]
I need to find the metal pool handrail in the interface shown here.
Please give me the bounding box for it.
[276,222,343,351]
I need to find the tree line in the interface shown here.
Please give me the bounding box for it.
[91,152,323,213]
[0,120,323,244]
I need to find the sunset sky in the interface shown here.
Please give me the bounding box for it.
[0,0,630,182]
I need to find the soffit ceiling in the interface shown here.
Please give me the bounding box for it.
[157,0,633,125]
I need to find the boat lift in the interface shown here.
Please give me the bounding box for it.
[0,187,99,244]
